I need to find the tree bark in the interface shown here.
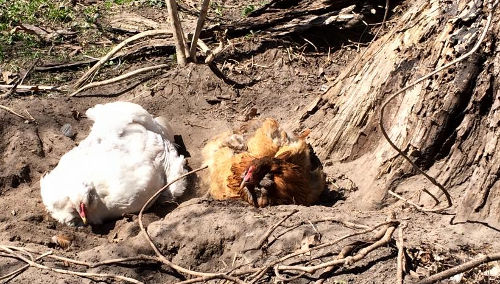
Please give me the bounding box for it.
[300,0,500,228]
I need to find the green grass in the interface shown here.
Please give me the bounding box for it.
[242,5,255,17]
[0,0,74,60]
[0,0,139,62]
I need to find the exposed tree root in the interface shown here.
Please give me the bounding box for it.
[417,252,500,284]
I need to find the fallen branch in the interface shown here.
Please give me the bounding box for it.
[70,64,170,97]
[379,0,497,213]
[73,29,170,89]
[417,252,500,284]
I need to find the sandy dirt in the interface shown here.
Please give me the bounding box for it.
[1,1,500,283]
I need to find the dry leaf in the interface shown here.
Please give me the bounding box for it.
[2,71,17,84]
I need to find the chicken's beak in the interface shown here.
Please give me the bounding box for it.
[239,179,247,189]
[240,169,251,189]
[79,202,88,225]
[240,165,256,189]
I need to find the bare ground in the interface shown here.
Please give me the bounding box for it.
[1,1,500,283]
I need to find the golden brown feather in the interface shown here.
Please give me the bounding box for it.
[202,118,325,207]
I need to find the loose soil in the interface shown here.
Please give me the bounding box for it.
[1,1,499,283]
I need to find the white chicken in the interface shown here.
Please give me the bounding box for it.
[40,102,187,225]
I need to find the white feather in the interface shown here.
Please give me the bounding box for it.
[40,102,187,225]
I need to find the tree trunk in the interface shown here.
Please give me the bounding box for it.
[300,0,500,228]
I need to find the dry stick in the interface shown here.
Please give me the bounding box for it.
[387,191,438,212]
[0,246,142,284]
[0,250,52,282]
[2,59,39,99]
[315,243,357,284]
[396,223,406,284]
[380,3,496,213]
[73,29,170,89]
[0,84,60,91]
[245,220,398,283]
[417,252,500,284]
[2,246,163,273]
[138,166,245,284]
[166,0,188,66]
[274,266,306,282]
[176,274,248,284]
[0,104,31,121]
[189,0,211,60]
[69,64,170,97]
[275,218,371,241]
[276,224,397,274]
[243,209,299,252]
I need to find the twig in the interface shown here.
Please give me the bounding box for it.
[189,0,211,60]
[0,84,60,92]
[2,245,161,268]
[388,190,442,212]
[0,246,142,284]
[243,209,298,252]
[315,244,357,284]
[0,104,32,121]
[70,64,170,97]
[176,274,247,284]
[417,252,500,284]
[0,250,52,282]
[275,218,370,242]
[245,220,398,283]
[138,165,245,283]
[205,36,226,64]
[379,1,496,213]
[34,59,98,72]
[396,223,406,284]
[2,58,40,99]
[73,29,170,89]
[166,0,188,66]
[274,266,306,281]
[276,223,397,274]
[18,58,39,87]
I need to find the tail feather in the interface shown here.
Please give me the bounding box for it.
[162,140,187,199]
[154,116,175,142]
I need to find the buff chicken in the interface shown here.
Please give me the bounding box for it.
[202,118,326,207]
[40,102,187,225]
